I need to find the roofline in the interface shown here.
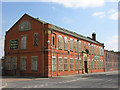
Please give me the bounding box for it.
[6,13,104,47]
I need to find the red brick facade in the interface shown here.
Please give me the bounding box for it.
[4,14,105,77]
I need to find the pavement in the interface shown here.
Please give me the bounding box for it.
[1,71,119,88]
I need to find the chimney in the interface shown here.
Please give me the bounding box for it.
[92,33,96,41]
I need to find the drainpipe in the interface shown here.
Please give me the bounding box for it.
[51,29,53,77]
[77,39,79,74]
[42,23,45,77]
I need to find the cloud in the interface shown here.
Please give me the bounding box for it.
[51,6,56,10]
[48,0,105,8]
[93,12,105,18]
[105,0,119,2]
[108,9,116,14]
[109,12,118,20]
[104,35,119,52]
[2,0,119,8]
[93,9,119,20]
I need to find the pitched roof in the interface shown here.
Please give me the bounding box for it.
[7,13,104,46]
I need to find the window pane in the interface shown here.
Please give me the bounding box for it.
[79,58,82,69]
[52,57,57,71]
[6,57,11,70]
[75,40,77,52]
[31,56,38,71]
[20,56,26,71]
[34,33,38,46]
[64,37,68,50]
[21,35,27,49]
[58,35,63,50]
[70,58,74,71]
[58,57,63,71]
[64,58,68,71]
[19,21,31,31]
[78,41,82,52]
[70,38,73,51]
[12,57,17,69]
[75,58,78,70]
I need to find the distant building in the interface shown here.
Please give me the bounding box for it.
[0,56,5,75]
[105,50,118,71]
[5,14,105,77]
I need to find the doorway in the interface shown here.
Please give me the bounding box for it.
[84,61,88,73]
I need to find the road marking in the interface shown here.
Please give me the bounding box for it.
[0,82,7,89]
[105,79,112,82]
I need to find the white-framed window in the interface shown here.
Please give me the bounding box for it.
[94,45,96,55]
[70,58,74,71]
[21,35,27,49]
[91,44,93,54]
[79,58,82,70]
[75,40,78,52]
[91,60,93,69]
[20,56,27,71]
[78,40,82,52]
[102,60,104,69]
[34,33,38,46]
[70,38,73,51]
[6,57,11,70]
[84,42,86,49]
[64,57,68,71]
[88,43,91,54]
[93,60,95,69]
[96,60,98,69]
[31,56,38,71]
[52,56,57,71]
[100,60,101,69]
[64,37,68,50]
[94,60,96,69]
[58,57,63,71]
[12,57,17,69]
[58,35,63,50]
[98,60,100,69]
[75,58,78,70]
[98,47,100,56]
[102,48,104,56]
[89,59,91,69]
[19,20,31,31]
[100,47,101,56]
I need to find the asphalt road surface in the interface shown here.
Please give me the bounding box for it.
[2,71,119,88]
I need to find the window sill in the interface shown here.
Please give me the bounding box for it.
[21,49,27,50]
[31,70,38,72]
[20,70,26,71]
[58,49,63,50]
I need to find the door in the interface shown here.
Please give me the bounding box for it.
[84,61,88,73]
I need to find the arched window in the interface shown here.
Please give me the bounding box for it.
[19,20,31,31]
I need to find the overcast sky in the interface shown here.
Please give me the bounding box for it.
[0,0,119,58]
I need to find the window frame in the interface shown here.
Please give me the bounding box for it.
[31,56,38,71]
[64,57,68,71]
[34,33,38,46]
[58,57,63,71]
[21,35,27,50]
[19,20,31,32]
[20,56,27,71]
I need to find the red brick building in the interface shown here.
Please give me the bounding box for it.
[4,14,105,77]
[105,50,118,71]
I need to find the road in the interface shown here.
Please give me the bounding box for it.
[2,71,119,88]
